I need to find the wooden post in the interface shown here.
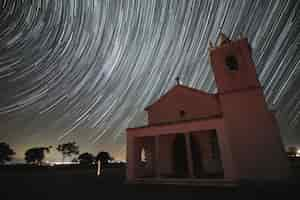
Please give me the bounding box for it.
[97,160,101,176]
[126,135,136,181]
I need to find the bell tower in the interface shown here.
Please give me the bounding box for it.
[209,33,290,180]
[209,33,261,94]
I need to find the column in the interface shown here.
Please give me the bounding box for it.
[185,133,195,178]
[154,135,160,178]
[126,135,136,181]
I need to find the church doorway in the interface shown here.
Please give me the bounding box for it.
[190,130,224,178]
[172,133,189,178]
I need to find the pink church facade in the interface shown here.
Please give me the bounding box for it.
[126,34,290,183]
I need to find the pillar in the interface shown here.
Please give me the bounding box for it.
[154,135,160,178]
[126,134,136,181]
[185,133,195,178]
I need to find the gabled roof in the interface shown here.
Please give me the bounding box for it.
[145,84,218,111]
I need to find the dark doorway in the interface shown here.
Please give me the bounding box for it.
[172,134,188,178]
[190,130,224,179]
[190,134,203,178]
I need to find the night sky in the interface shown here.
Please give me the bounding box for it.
[0,0,299,162]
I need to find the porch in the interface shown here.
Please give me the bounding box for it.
[126,117,237,182]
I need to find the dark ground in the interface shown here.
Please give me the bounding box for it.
[0,164,299,200]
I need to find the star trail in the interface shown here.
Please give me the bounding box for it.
[0,0,299,161]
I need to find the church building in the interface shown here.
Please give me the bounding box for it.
[126,34,290,183]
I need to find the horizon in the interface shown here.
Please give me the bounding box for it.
[0,1,300,161]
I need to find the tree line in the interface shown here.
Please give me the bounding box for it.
[0,142,113,166]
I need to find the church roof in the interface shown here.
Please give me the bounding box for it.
[145,84,218,111]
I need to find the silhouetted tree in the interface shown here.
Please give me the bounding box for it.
[287,146,298,157]
[24,146,52,165]
[0,142,15,165]
[56,142,79,162]
[78,152,95,165]
[96,151,113,175]
[96,151,113,167]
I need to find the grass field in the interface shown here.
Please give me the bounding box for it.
[0,165,299,200]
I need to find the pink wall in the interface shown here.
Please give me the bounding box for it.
[215,125,238,180]
[127,117,224,136]
[219,89,290,180]
[147,85,221,125]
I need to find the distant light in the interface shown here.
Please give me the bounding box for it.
[109,160,126,163]
[296,149,300,157]
[49,161,79,166]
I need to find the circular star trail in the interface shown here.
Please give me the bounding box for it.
[0,0,299,159]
